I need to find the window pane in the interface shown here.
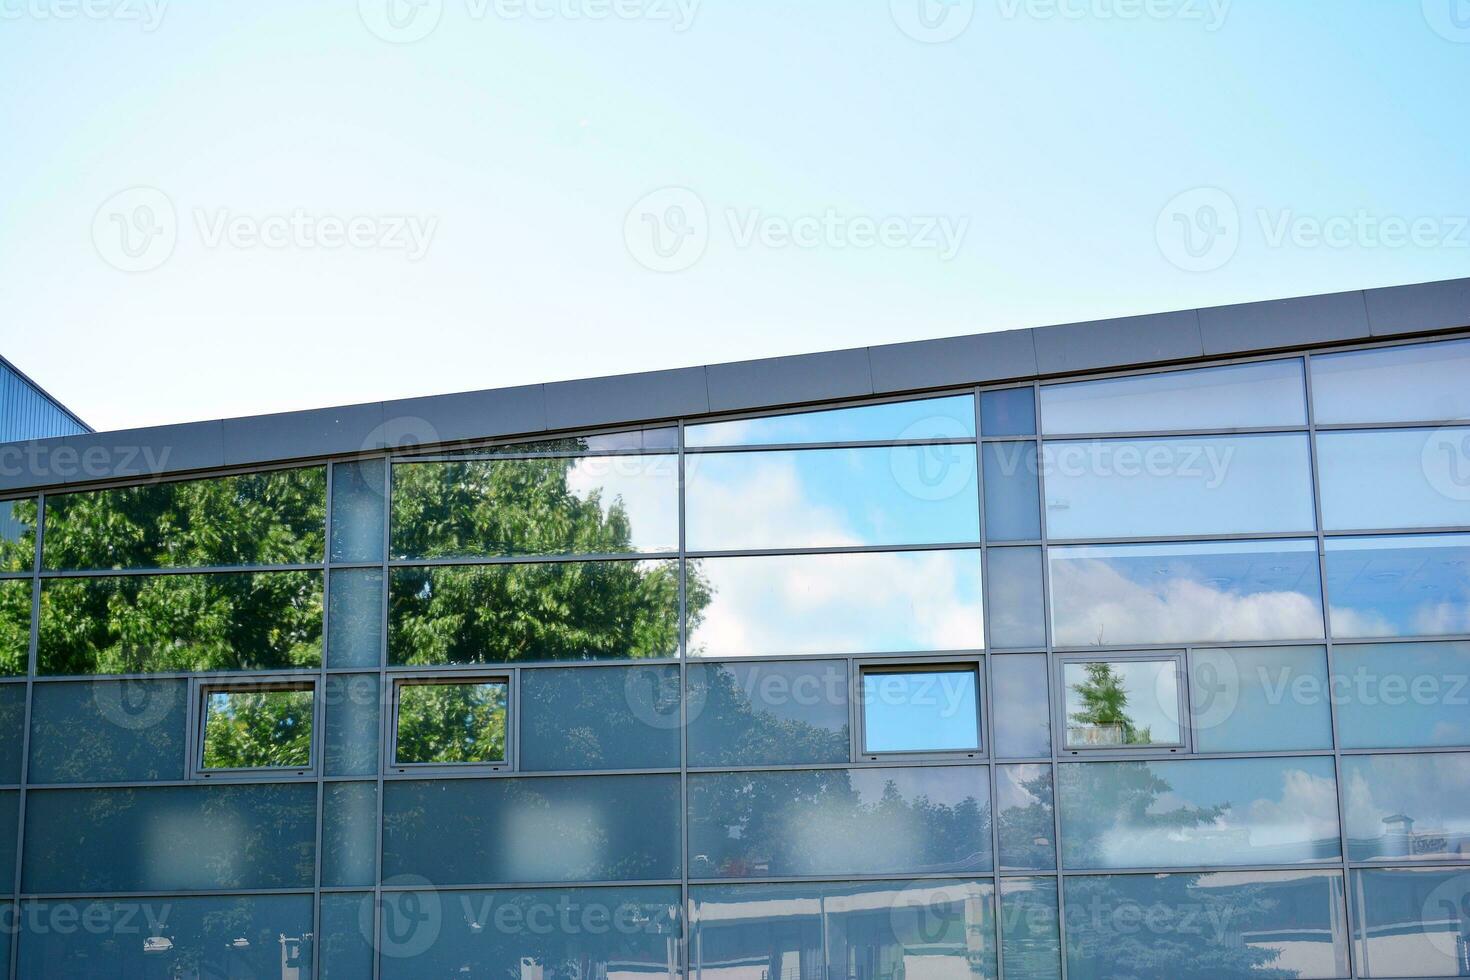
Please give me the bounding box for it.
[690,879,998,980]
[0,579,30,676]
[993,655,1052,758]
[330,458,385,563]
[998,764,1056,872]
[1065,870,1349,980]
[382,774,680,884]
[686,394,976,447]
[378,885,681,979]
[1049,539,1325,647]
[1040,359,1307,435]
[0,497,37,573]
[1326,534,1470,638]
[452,426,679,455]
[320,893,376,980]
[1333,641,1470,749]
[982,387,1036,436]
[1063,660,1181,748]
[686,660,850,768]
[0,792,16,887]
[202,686,314,770]
[323,781,378,888]
[1341,752,1470,864]
[42,467,326,570]
[391,455,678,559]
[688,765,991,878]
[689,550,983,657]
[1312,338,1470,424]
[0,684,22,783]
[988,547,1046,649]
[17,895,314,980]
[38,570,323,675]
[862,667,980,753]
[23,783,316,892]
[1058,756,1342,870]
[1043,434,1316,539]
[389,559,680,665]
[327,566,383,668]
[983,442,1041,541]
[520,664,681,772]
[1318,428,1470,530]
[685,446,979,551]
[325,673,380,776]
[28,679,187,783]
[395,680,507,765]
[1189,646,1333,753]
[1351,867,1470,978]
[1001,877,1062,980]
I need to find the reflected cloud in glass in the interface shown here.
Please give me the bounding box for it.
[1341,752,1470,863]
[686,394,975,447]
[1326,534,1470,638]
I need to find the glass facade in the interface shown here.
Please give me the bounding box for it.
[0,336,1466,977]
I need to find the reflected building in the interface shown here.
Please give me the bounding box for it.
[0,356,85,444]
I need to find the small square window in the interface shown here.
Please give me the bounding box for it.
[860,665,981,756]
[197,681,316,773]
[393,678,509,767]
[1061,658,1182,750]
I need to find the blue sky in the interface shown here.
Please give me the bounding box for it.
[2,1,1468,431]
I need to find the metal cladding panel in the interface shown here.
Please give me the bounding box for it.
[1199,290,1370,355]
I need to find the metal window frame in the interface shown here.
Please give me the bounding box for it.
[188,675,320,780]
[1055,652,1190,756]
[852,658,986,762]
[385,671,514,774]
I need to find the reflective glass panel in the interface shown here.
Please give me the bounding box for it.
[389,559,680,665]
[395,679,507,765]
[1001,877,1062,980]
[1341,752,1470,863]
[987,546,1046,649]
[1189,646,1333,753]
[685,446,979,551]
[1351,867,1470,978]
[0,792,16,887]
[1043,434,1316,539]
[42,467,326,570]
[1058,756,1342,870]
[0,497,37,573]
[0,579,29,676]
[37,570,323,675]
[520,664,681,772]
[391,455,678,559]
[861,666,980,754]
[998,764,1056,872]
[1332,642,1470,749]
[201,684,314,770]
[1312,338,1470,424]
[992,654,1052,758]
[1063,659,1181,748]
[457,426,679,454]
[1040,359,1307,434]
[378,885,682,979]
[1064,870,1349,980]
[1326,534,1470,638]
[323,780,378,887]
[1318,428,1470,531]
[28,679,187,783]
[330,457,385,563]
[321,893,376,980]
[686,394,976,447]
[982,387,1036,436]
[983,442,1041,541]
[327,566,383,668]
[0,684,22,783]
[686,660,850,768]
[1049,539,1325,647]
[688,765,992,878]
[23,783,316,892]
[325,672,380,776]
[690,878,998,980]
[689,550,983,657]
[381,774,680,884]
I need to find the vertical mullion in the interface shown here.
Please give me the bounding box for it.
[677,421,690,979]
[977,388,1006,980]
[373,459,391,980]
[10,495,42,980]
[312,464,333,980]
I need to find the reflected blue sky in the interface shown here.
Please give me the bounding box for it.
[1333,642,1470,749]
[686,395,974,447]
[992,655,1052,758]
[1318,428,1470,531]
[862,668,980,753]
[1189,646,1332,754]
[1326,534,1470,638]
[1312,338,1470,425]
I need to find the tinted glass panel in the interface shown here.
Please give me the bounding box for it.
[983,442,1041,541]
[862,667,980,753]
[201,685,314,770]
[28,679,187,783]
[17,894,314,980]
[1332,642,1470,749]
[42,467,325,570]
[1001,877,1062,980]
[1351,867,1470,978]
[327,566,383,668]
[0,792,16,886]
[38,570,323,675]
[323,780,378,887]
[987,546,1046,649]
[1040,359,1307,435]
[1043,434,1316,539]
[1064,870,1349,980]
[1312,338,1470,424]
[686,446,979,551]
[1049,539,1324,647]
[321,893,376,980]
[0,579,29,676]
[982,387,1036,436]
[0,684,23,783]
[325,673,380,776]
[998,764,1056,872]
[0,497,36,573]
[1058,756,1342,870]
[992,655,1052,758]
[390,559,680,665]
[688,765,991,878]
[1190,646,1333,753]
[395,680,507,765]
[686,660,850,768]
[382,774,680,884]
[520,664,681,772]
[23,783,316,892]
[1341,752,1470,863]
[689,550,983,657]
[330,457,385,563]
[1326,534,1470,638]
[391,455,678,559]
[686,394,976,447]
[378,885,682,979]
[458,426,679,454]
[690,878,998,980]
[1318,428,1470,530]
[1063,659,1181,748]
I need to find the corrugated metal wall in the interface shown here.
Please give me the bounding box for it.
[0,359,86,442]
